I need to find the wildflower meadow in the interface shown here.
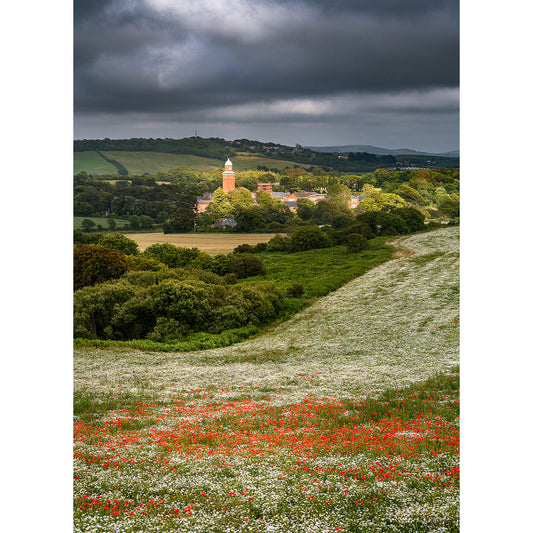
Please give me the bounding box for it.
[74,226,459,532]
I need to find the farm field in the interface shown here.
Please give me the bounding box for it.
[74,151,117,175]
[74,227,460,532]
[123,232,280,254]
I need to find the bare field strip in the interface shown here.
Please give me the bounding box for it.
[123,232,278,254]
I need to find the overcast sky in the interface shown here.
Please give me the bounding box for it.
[74,0,459,152]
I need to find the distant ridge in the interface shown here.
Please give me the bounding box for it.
[305,144,459,158]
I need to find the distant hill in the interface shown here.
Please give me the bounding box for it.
[306,144,459,158]
[74,136,458,176]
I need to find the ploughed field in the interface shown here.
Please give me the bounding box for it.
[123,232,281,254]
[74,227,460,533]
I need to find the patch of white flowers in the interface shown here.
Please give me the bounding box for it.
[75,227,459,401]
[74,227,459,532]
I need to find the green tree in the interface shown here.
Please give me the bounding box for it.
[289,226,332,252]
[312,199,350,225]
[128,215,141,230]
[139,215,154,230]
[228,187,254,210]
[296,198,315,221]
[227,254,266,278]
[81,218,96,232]
[163,208,195,233]
[74,245,128,290]
[345,233,369,253]
[98,233,140,255]
[207,188,235,218]
[357,184,407,213]
[142,243,201,268]
[326,183,352,207]
[234,208,267,232]
[393,183,425,205]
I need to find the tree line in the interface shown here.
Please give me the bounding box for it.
[75,166,459,234]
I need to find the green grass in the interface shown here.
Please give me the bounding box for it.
[75,150,315,176]
[73,217,130,230]
[74,151,117,175]
[242,237,394,297]
[73,238,394,352]
[73,325,260,352]
[101,151,224,174]
[232,154,313,170]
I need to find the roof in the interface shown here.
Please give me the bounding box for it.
[213,218,237,227]
[292,192,325,198]
[225,158,232,166]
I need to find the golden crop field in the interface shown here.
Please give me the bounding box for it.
[123,232,278,254]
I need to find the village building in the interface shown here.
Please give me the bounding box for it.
[211,217,238,229]
[195,158,363,214]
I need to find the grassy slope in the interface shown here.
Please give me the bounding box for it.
[73,227,459,532]
[102,151,223,173]
[74,237,394,351]
[246,237,394,297]
[73,150,313,175]
[74,151,117,175]
[232,154,313,170]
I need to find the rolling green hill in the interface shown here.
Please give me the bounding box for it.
[74,151,117,175]
[73,150,312,176]
[102,151,223,174]
[74,137,458,176]
[232,155,312,171]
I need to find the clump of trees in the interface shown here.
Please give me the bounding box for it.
[74,234,269,291]
[232,205,427,256]
[74,272,283,342]
[73,234,277,341]
[74,245,128,291]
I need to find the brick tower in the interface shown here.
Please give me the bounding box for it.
[222,158,236,193]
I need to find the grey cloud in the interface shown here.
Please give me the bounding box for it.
[74,0,459,151]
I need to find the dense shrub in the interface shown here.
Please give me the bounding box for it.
[73,275,283,342]
[142,243,201,268]
[233,243,255,254]
[73,229,104,246]
[375,212,409,235]
[267,234,291,252]
[227,254,266,278]
[393,207,426,232]
[289,226,332,252]
[125,255,167,272]
[253,242,268,253]
[343,221,374,240]
[356,207,425,237]
[287,282,305,298]
[331,214,355,229]
[74,245,128,290]
[98,233,140,255]
[73,280,138,338]
[345,233,369,253]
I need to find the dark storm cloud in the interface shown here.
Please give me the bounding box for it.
[74,0,459,114]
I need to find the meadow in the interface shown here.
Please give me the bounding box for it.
[74,227,459,532]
